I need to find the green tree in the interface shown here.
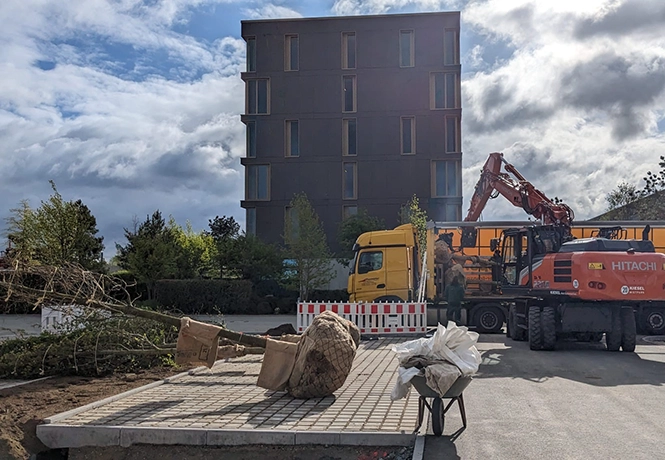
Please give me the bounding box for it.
[606,182,640,212]
[642,155,665,196]
[169,218,218,279]
[231,235,284,283]
[283,193,334,300]
[115,211,176,299]
[206,216,240,279]
[398,194,428,260]
[5,182,105,270]
[337,209,385,259]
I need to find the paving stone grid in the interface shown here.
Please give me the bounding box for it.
[50,338,419,433]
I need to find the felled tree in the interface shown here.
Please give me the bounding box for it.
[283,193,334,301]
[5,181,105,271]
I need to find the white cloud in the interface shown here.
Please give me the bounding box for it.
[331,0,462,15]
[0,0,250,247]
[243,4,303,19]
[460,0,665,220]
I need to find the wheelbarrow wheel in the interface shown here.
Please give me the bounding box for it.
[431,397,445,436]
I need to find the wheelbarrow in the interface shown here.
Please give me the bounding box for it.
[411,374,472,436]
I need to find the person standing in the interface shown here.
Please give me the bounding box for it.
[444,276,465,324]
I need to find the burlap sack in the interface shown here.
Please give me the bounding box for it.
[257,338,298,391]
[287,310,360,399]
[175,317,222,368]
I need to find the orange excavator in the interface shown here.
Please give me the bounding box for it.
[459,152,665,352]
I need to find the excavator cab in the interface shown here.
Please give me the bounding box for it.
[499,225,571,288]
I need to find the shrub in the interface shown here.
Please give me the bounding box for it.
[154,279,253,314]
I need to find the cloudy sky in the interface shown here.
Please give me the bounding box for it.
[2,0,665,255]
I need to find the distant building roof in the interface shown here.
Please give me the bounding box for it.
[593,190,665,221]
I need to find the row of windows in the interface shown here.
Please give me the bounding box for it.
[245,201,461,237]
[245,73,459,115]
[246,116,460,158]
[245,29,459,72]
[245,160,461,202]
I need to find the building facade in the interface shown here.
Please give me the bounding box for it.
[240,12,462,253]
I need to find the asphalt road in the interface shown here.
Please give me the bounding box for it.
[0,314,297,340]
[423,334,665,460]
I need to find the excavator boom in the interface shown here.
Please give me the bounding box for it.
[465,152,574,226]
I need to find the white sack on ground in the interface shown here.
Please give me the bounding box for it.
[390,321,481,400]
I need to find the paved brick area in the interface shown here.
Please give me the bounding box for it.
[38,338,423,448]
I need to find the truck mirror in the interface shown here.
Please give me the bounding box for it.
[490,238,499,252]
[461,227,478,248]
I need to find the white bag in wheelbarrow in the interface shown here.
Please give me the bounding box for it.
[431,322,482,376]
[390,321,481,400]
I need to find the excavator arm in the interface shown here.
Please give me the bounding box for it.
[464,152,574,226]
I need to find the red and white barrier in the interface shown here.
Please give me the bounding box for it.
[297,302,427,335]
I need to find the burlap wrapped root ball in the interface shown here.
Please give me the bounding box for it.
[287,310,360,398]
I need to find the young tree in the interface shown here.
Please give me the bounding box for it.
[398,194,428,261]
[337,209,385,259]
[5,182,105,271]
[115,211,176,299]
[206,215,240,278]
[283,193,334,300]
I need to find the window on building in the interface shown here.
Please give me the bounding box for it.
[358,251,383,273]
[246,121,256,158]
[246,208,256,235]
[247,164,270,200]
[342,75,356,112]
[432,160,460,197]
[444,29,460,65]
[285,120,299,157]
[401,116,415,155]
[285,34,299,71]
[399,30,414,67]
[247,79,269,114]
[342,32,356,69]
[246,37,256,72]
[445,116,460,153]
[343,205,358,219]
[431,73,458,109]
[343,118,357,156]
[446,204,460,221]
[343,162,357,199]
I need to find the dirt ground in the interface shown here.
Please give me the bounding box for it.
[0,367,179,460]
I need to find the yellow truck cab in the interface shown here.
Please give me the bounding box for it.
[348,224,423,303]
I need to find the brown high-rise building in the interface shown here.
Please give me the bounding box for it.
[240,12,462,253]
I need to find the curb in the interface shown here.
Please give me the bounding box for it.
[37,425,416,449]
[43,366,208,424]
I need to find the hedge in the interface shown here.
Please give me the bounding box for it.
[154,279,254,314]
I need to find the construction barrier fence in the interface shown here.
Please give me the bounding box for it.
[297,302,427,335]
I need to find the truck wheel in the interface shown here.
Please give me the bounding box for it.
[620,307,637,352]
[528,306,542,350]
[510,306,527,341]
[605,310,621,352]
[474,306,505,334]
[644,309,665,335]
[541,306,556,351]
